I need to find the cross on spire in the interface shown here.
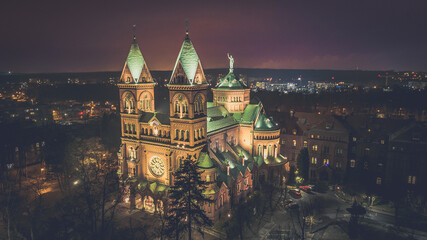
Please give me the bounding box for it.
[132,24,137,41]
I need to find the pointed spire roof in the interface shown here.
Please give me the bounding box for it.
[169,29,202,84]
[125,26,145,83]
[126,40,145,83]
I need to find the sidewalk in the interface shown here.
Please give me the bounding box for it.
[334,191,395,217]
[368,206,395,217]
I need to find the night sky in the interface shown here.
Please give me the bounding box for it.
[1,0,427,73]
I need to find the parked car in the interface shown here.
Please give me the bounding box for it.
[289,189,301,198]
[299,185,311,192]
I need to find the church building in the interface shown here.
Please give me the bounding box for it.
[117,28,287,220]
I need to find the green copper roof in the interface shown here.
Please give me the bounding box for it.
[136,179,170,194]
[216,71,247,89]
[126,40,145,82]
[207,106,229,118]
[170,35,200,84]
[264,155,287,166]
[207,115,237,133]
[255,113,280,131]
[197,152,214,169]
[240,104,261,123]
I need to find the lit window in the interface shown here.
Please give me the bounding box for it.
[323,159,329,166]
[310,135,314,139]
[376,177,382,185]
[206,175,210,182]
[312,145,318,151]
[303,141,308,147]
[293,140,297,147]
[408,176,416,184]
[311,157,317,164]
[350,160,355,168]
[353,137,357,142]
[381,140,385,144]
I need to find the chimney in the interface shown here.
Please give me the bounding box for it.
[227,165,230,176]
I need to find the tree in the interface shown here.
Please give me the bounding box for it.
[165,155,213,240]
[52,137,122,239]
[296,148,309,183]
[290,200,314,240]
[346,201,366,237]
[221,200,255,240]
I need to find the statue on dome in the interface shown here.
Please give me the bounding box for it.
[227,53,234,72]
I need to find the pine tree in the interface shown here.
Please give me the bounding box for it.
[165,154,213,240]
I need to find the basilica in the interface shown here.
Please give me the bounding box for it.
[117,29,287,220]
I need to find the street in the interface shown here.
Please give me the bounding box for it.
[249,188,427,240]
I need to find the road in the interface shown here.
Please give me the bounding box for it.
[295,190,395,225]
[256,188,427,240]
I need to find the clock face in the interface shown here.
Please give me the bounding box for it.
[149,156,165,177]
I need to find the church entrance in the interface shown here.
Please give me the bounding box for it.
[144,196,155,213]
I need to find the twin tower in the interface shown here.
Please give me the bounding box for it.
[118,28,210,185]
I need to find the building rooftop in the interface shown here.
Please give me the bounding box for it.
[126,40,145,82]
[169,34,201,84]
[255,113,280,131]
[215,71,247,89]
[197,152,215,169]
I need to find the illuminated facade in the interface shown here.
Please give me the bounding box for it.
[117,30,286,220]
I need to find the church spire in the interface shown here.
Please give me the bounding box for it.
[120,24,154,84]
[169,21,206,85]
[132,24,137,42]
[185,19,189,39]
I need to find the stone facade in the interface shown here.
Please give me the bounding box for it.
[117,32,286,221]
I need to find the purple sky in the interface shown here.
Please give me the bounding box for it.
[1,0,427,73]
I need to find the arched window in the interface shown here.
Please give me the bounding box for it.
[268,145,272,157]
[180,130,185,140]
[195,95,204,115]
[206,175,210,182]
[129,147,136,159]
[174,94,189,118]
[175,101,180,113]
[258,145,262,156]
[124,93,135,113]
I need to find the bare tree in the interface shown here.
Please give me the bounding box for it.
[55,137,122,239]
[290,200,314,240]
